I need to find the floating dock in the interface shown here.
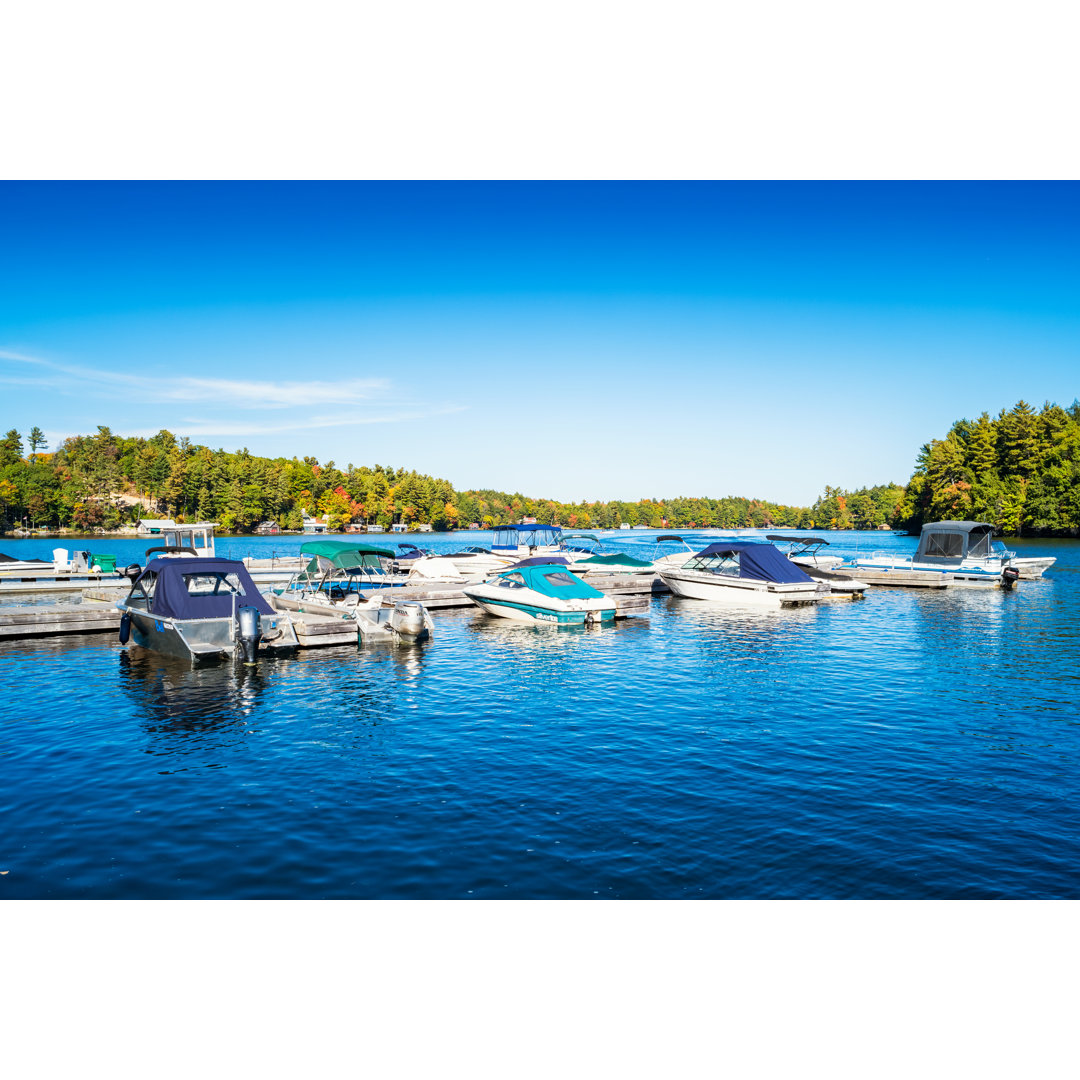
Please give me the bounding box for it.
[0,598,121,637]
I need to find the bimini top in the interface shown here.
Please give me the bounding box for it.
[494,562,606,599]
[915,521,994,562]
[492,524,562,549]
[687,542,814,584]
[300,540,396,562]
[134,558,275,620]
[766,534,829,547]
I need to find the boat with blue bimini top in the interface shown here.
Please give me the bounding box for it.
[658,542,827,607]
[116,555,298,663]
[830,520,1025,589]
[491,524,564,558]
[463,558,618,625]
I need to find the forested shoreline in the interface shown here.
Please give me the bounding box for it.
[1,398,1077,535]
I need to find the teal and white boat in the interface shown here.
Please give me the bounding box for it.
[463,560,617,626]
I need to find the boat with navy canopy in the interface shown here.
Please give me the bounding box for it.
[830,520,1023,588]
[116,556,298,663]
[657,542,825,607]
[463,560,617,625]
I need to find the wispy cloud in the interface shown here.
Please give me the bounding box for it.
[0,349,390,409]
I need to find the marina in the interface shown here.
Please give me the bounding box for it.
[0,526,1075,900]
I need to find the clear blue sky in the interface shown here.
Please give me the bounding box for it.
[2,181,1078,506]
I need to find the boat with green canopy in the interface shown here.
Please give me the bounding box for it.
[274,540,434,641]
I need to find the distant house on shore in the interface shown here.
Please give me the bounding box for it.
[139,518,176,535]
[255,520,280,535]
[415,523,433,532]
[301,513,328,534]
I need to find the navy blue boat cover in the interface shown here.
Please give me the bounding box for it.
[139,558,276,619]
[695,543,814,584]
[509,556,571,567]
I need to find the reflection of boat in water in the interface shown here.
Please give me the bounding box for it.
[831,521,1024,589]
[272,542,434,641]
[116,556,299,663]
[464,560,617,625]
[658,542,826,608]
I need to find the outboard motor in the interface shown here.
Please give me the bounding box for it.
[1000,566,1021,590]
[389,601,429,641]
[236,605,262,662]
[123,563,142,581]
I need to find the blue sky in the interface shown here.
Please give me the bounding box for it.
[2,181,1078,506]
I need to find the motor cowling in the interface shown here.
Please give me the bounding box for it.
[236,605,262,661]
[389,601,429,640]
[1001,566,1020,590]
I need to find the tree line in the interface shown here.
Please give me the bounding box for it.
[897,399,1080,534]
[2,401,1075,535]
[0,424,905,534]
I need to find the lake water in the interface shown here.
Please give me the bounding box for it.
[1,530,1077,898]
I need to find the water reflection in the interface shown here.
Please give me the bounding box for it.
[118,648,267,751]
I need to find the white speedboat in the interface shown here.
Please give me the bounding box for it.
[991,542,1055,579]
[116,555,298,663]
[831,521,1022,589]
[464,560,617,626]
[658,542,825,608]
[765,535,844,570]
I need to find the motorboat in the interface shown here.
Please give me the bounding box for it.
[116,555,299,663]
[830,521,1022,589]
[991,542,1055,579]
[147,521,304,585]
[650,534,709,569]
[490,524,565,559]
[401,545,516,583]
[765,535,844,570]
[464,560,617,625]
[657,542,826,608]
[284,540,408,592]
[556,533,656,576]
[273,541,433,640]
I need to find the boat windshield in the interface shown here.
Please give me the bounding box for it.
[685,553,741,577]
[542,571,583,587]
[182,571,251,598]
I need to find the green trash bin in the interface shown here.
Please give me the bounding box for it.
[92,553,118,573]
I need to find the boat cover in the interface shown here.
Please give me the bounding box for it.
[573,553,654,568]
[137,558,276,619]
[508,556,571,567]
[498,563,606,599]
[915,521,994,561]
[693,543,814,584]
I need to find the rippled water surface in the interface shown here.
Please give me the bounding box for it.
[2,531,1078,897]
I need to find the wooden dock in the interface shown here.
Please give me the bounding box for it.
[0,598,121,638]
[827,567,949,589]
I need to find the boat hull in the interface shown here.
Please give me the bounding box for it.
[464,586,616,625]
[659,569,822,608]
